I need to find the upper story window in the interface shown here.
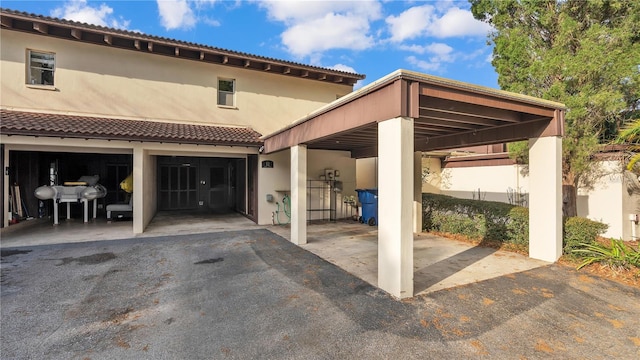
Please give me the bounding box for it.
[27,50,55,86]
[218,78,235,107]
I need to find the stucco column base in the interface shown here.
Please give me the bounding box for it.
[378,117,414,299]
[528,136,562,262]
[291,145,307,245]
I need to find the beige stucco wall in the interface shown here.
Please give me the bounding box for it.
[421,157,442,194]
[257,149,356,225]
[356,158,377,189]
[1,30,352,136]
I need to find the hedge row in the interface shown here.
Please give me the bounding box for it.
[422,193,608,253]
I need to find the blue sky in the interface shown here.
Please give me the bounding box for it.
[3,0,499,89]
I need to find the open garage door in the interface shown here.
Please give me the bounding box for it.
[157,156,247,214]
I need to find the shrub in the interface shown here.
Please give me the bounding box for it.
[422,193,526,244]
[563,217,609,254]
[572,239,640,271]
[506,207,529,245]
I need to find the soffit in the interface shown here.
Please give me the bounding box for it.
[263,70,565,158]
[0,8,365,86]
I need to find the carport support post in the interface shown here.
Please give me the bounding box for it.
[414,151,423,234]
[378,117,414,299]
[133,146,144,234]
[290,145,307,245]
[528,136,562,262]
[3,145,8,228]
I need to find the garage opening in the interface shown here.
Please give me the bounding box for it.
[157,156,247,215]
[7,150,132,223]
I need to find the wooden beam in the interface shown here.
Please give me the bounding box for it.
[244,59,250,67]
[222,55,228,64]
[199,51,205,60]
[134,40,141,50]
[104,34,112,45]
[318,74,327,80]
[71,29,82,40]
[263,63,271,71]
[301,70,309,78]
[147,42,154,52]
[334,76,343,83]
[175,47,180,56]
[419,108,506,127]
[420,97,523,123]
[0,16,13,28]
[420,83,556,118]
[33,22,48,34]
[418,118,557,152]
[283,67,291,74]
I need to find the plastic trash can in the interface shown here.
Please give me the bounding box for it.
[356,189,378,226]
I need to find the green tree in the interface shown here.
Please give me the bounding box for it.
[470,0,640,217]
[616,118,640,172]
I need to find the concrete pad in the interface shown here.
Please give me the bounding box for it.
[270,220,548,296]
[4,214,548,297]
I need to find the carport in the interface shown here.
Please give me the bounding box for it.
[263,69,565,299]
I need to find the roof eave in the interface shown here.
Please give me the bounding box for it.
[0,8,365,86]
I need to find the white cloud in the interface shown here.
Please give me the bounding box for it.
[281,13,375,57]
[385,5,434,43]
[157,0,196,30]
[258,0,381,24]
[386,4,490,42]
[51,0,131,29]
[257,0,382,59]
[330,64,358,74]
[427,7,492,38]
[406,55,440,72]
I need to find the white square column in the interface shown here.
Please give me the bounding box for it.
[132,146,144,234]
[528,136,563,262]
[378,117,414,299]
[413,151,423,234]
[291,145,308,245]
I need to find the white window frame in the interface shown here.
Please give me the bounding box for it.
[26,49,56,88]
[217,78,236,108]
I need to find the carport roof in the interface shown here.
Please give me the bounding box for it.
[263,69,566,158]
[0,109,263,147]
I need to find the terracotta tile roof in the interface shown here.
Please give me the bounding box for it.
[0,109,263,147]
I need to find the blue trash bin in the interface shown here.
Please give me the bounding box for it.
[356,189,378,226]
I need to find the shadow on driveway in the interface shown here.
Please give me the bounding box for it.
[1,229,638,359]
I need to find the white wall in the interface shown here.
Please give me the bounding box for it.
[442,165,529,205]
[442,160,635,240]
[256,149,357,225]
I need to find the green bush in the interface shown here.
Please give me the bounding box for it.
[506,207,529,245]
[563,217,609,254]
[422,193,525,245]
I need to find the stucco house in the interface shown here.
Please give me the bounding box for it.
[2,9,569,298]
[0,8,364,233]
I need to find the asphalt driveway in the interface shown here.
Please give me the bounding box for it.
[1,229,639,359]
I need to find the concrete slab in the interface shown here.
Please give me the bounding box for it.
[270,220,548,296]
[3,216,549,297]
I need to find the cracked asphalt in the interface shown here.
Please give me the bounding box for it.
[1,229,639,359]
